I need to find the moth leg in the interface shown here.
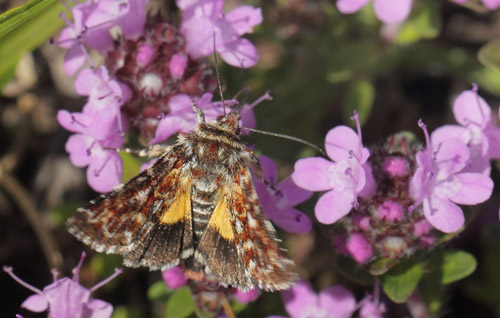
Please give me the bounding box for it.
[103,145,170,158]
[138,144,171,158]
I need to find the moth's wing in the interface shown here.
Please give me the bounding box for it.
[67,148,194,270]
[194,184,252,290]
[196,165,297,291]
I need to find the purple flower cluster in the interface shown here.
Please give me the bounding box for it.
[56,0,263,192]
[4,252,122,318]
[268,280,385,318]
[292,88,497,264]
[178,0,263,68]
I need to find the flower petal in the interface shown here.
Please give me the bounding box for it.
[258,155,278,184]
[336,0,371,13]
[292,157,336,191]
[438,173,493,205]
[434,138,469,177]
[87,150,123,193]
[325,126,360,162]
[319,285,356,318]
[219,38,259,68]
[162,267,188,289]
[21,294,48,312]
[225,6,262,35]
[84,298,113,318]
[66,134,93,167]
[431,125,467,147]
[44,278,89,318]
[358,163,376,198]
[151,116,188,144]
[270,207,312,234]
[64,44,86,76]
[234,288,260,303]
[482,0,500,9]
[453,90,491,127]
[282,280,318,316]
[57,110,92,134]
[346,233,373,263]
[276,177,313,206]
[373,0,413,23]
[182,16,217,58]
[315,189,354,224]
[423,195,464,233]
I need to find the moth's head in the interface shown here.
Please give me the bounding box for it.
[214,111,241,135]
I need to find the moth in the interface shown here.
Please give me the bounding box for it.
[67,104,298,291]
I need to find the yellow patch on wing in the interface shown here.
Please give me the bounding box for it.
[208,186,235,241]
[160,176,191,225]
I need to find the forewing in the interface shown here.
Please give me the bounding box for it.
[67,147,194,270]
[195,185,252,290]
[196,165,297,291]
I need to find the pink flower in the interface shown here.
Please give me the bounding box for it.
[409,120,494,233]
[337,0,413,24]
[431,87,500,175]
[359,296,386,318]
[3,252,122,318]
[267,280,357,318]
[162,267,188,289]
[57,0,147,75]
[346,233,373,264]
[234,288,260,303]
[169,54,189,79]
[151,91,264,144]
[254,155,313,234]
[151,93,230,143]
[178,0,263,68]
[292,111,375,224]
[57,66,129,192]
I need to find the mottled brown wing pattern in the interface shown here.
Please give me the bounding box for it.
[195,185,252,290]
[194,163,297,291]
[67,146,193,270]
[232,164,297,291]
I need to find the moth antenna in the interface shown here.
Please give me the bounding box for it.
[191,96,205,123]
[244,127,326,156]
[212,32,226,115]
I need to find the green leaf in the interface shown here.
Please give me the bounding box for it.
[342,79,374,126]
[478,39,500,72]
[0,0,59,37]
[120,152,144,183]
[418,275,443,314]
[112,305,141,318]
[396,0,440,45]
[441,250,477,285]
[368,257,400,276]
[381,259,424,303]
[166,287,195,318]
[148,281,173,303]
[0,0,65,89]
